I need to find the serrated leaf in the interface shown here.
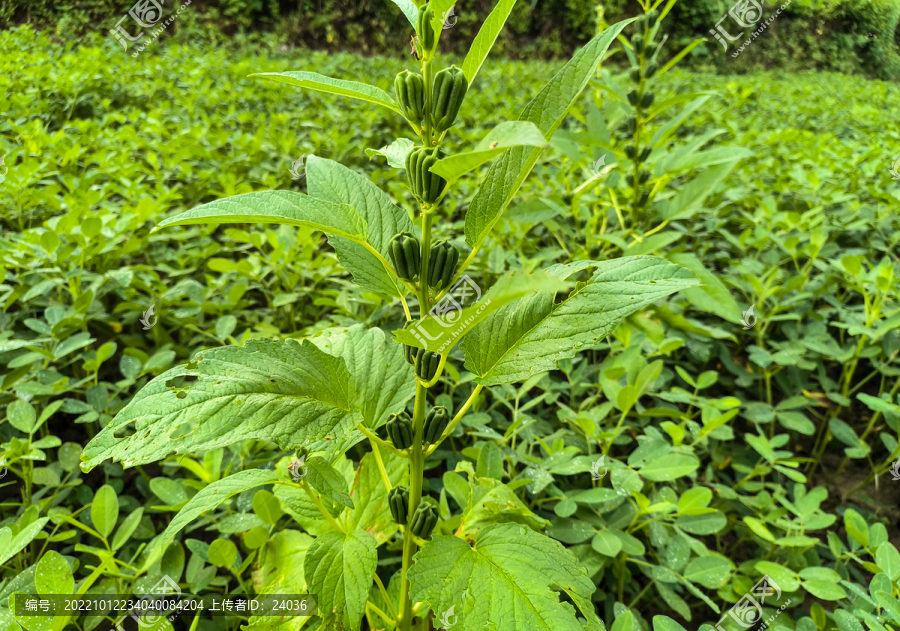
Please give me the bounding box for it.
[365,138,416,169]
[306,456,354,509]
[409,524,598,631]
[82,339,357,471]
[309,325,415,456]
[461,257,698,385]
[252,71,400,113]
[307,157,415,298]
[464,19,634,250]
[395,269,569,356]
[348,450,407,545]
[304,528,377,630]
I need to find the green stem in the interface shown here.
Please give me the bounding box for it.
[301,483,344,533]
[425,384,483,455]
[358,423,409,459]
[399,382,427,630]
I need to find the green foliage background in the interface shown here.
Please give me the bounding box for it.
[1,10,900,631]
[2,0,899,78]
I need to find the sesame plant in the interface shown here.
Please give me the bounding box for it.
[76,2,711,630]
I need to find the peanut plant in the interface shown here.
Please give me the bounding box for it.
[79,2,704,630]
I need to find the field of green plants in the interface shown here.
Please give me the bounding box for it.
[1,1,900,630]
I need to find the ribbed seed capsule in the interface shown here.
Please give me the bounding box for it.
[629,68,641,83]
[388,232,421,281]
[625,146,636,159]
[427,240,459,290]
[410,502,439,538]
[639,191,650,207]
[431,66,468,135]
[417,5,436,55]
[646,62,659,78]
[639,170,650,184]
[627,90,638,106]
[415,348,441,381]
[394,70,426,126]
[641,92,655,108]
[633,35,644,54]
[639,147,652,161]
[423,406,450,444]
[389,486,410,525]
[406,148,446,205]
[386,412,413,450]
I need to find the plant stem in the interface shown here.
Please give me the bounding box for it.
[399,204,435,630]
[369,439,394,493]
[301,483,344,533]
[425,384,483,455]
[358,423,409,459]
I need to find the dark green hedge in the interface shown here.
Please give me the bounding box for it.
[2,0,897,79]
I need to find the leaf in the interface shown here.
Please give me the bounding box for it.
[591,531,622,557]
[666,146,755,172]
[754,561,800,591]
[394,269,570,356]
[876,542,900,581]
[476,442,504,479]
[0,518,49,564]
[461,0,521,84]
[659,161,737,221]
[208,539,238,567]
[90,485,119,539]
[667,253,743,325]
[252,71,400,114]
[684,555,733,589]
[678,488,712,513]
[461,257,698,385]
[640,453,700,481]
[54,332,94,359]
[464,19,634,250]
[653,616,689,631]
[430,122,548,182]
[803,579,847,601]
[387,0,418,27]
[675,511,727,535]
[6,399,36,433]
[304,529,377,631]
[157,470,277,551]
[154,190,367,242]
[844,508,869,547]
[306,157,415,298]
[309,325,416,456]
[112,508,144,551]
[459,477,549,536]
[348,450,408,545]
[306,456,354,509]
[81,339,356,471]
[409,524,598,631]
[365,138,416,169]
